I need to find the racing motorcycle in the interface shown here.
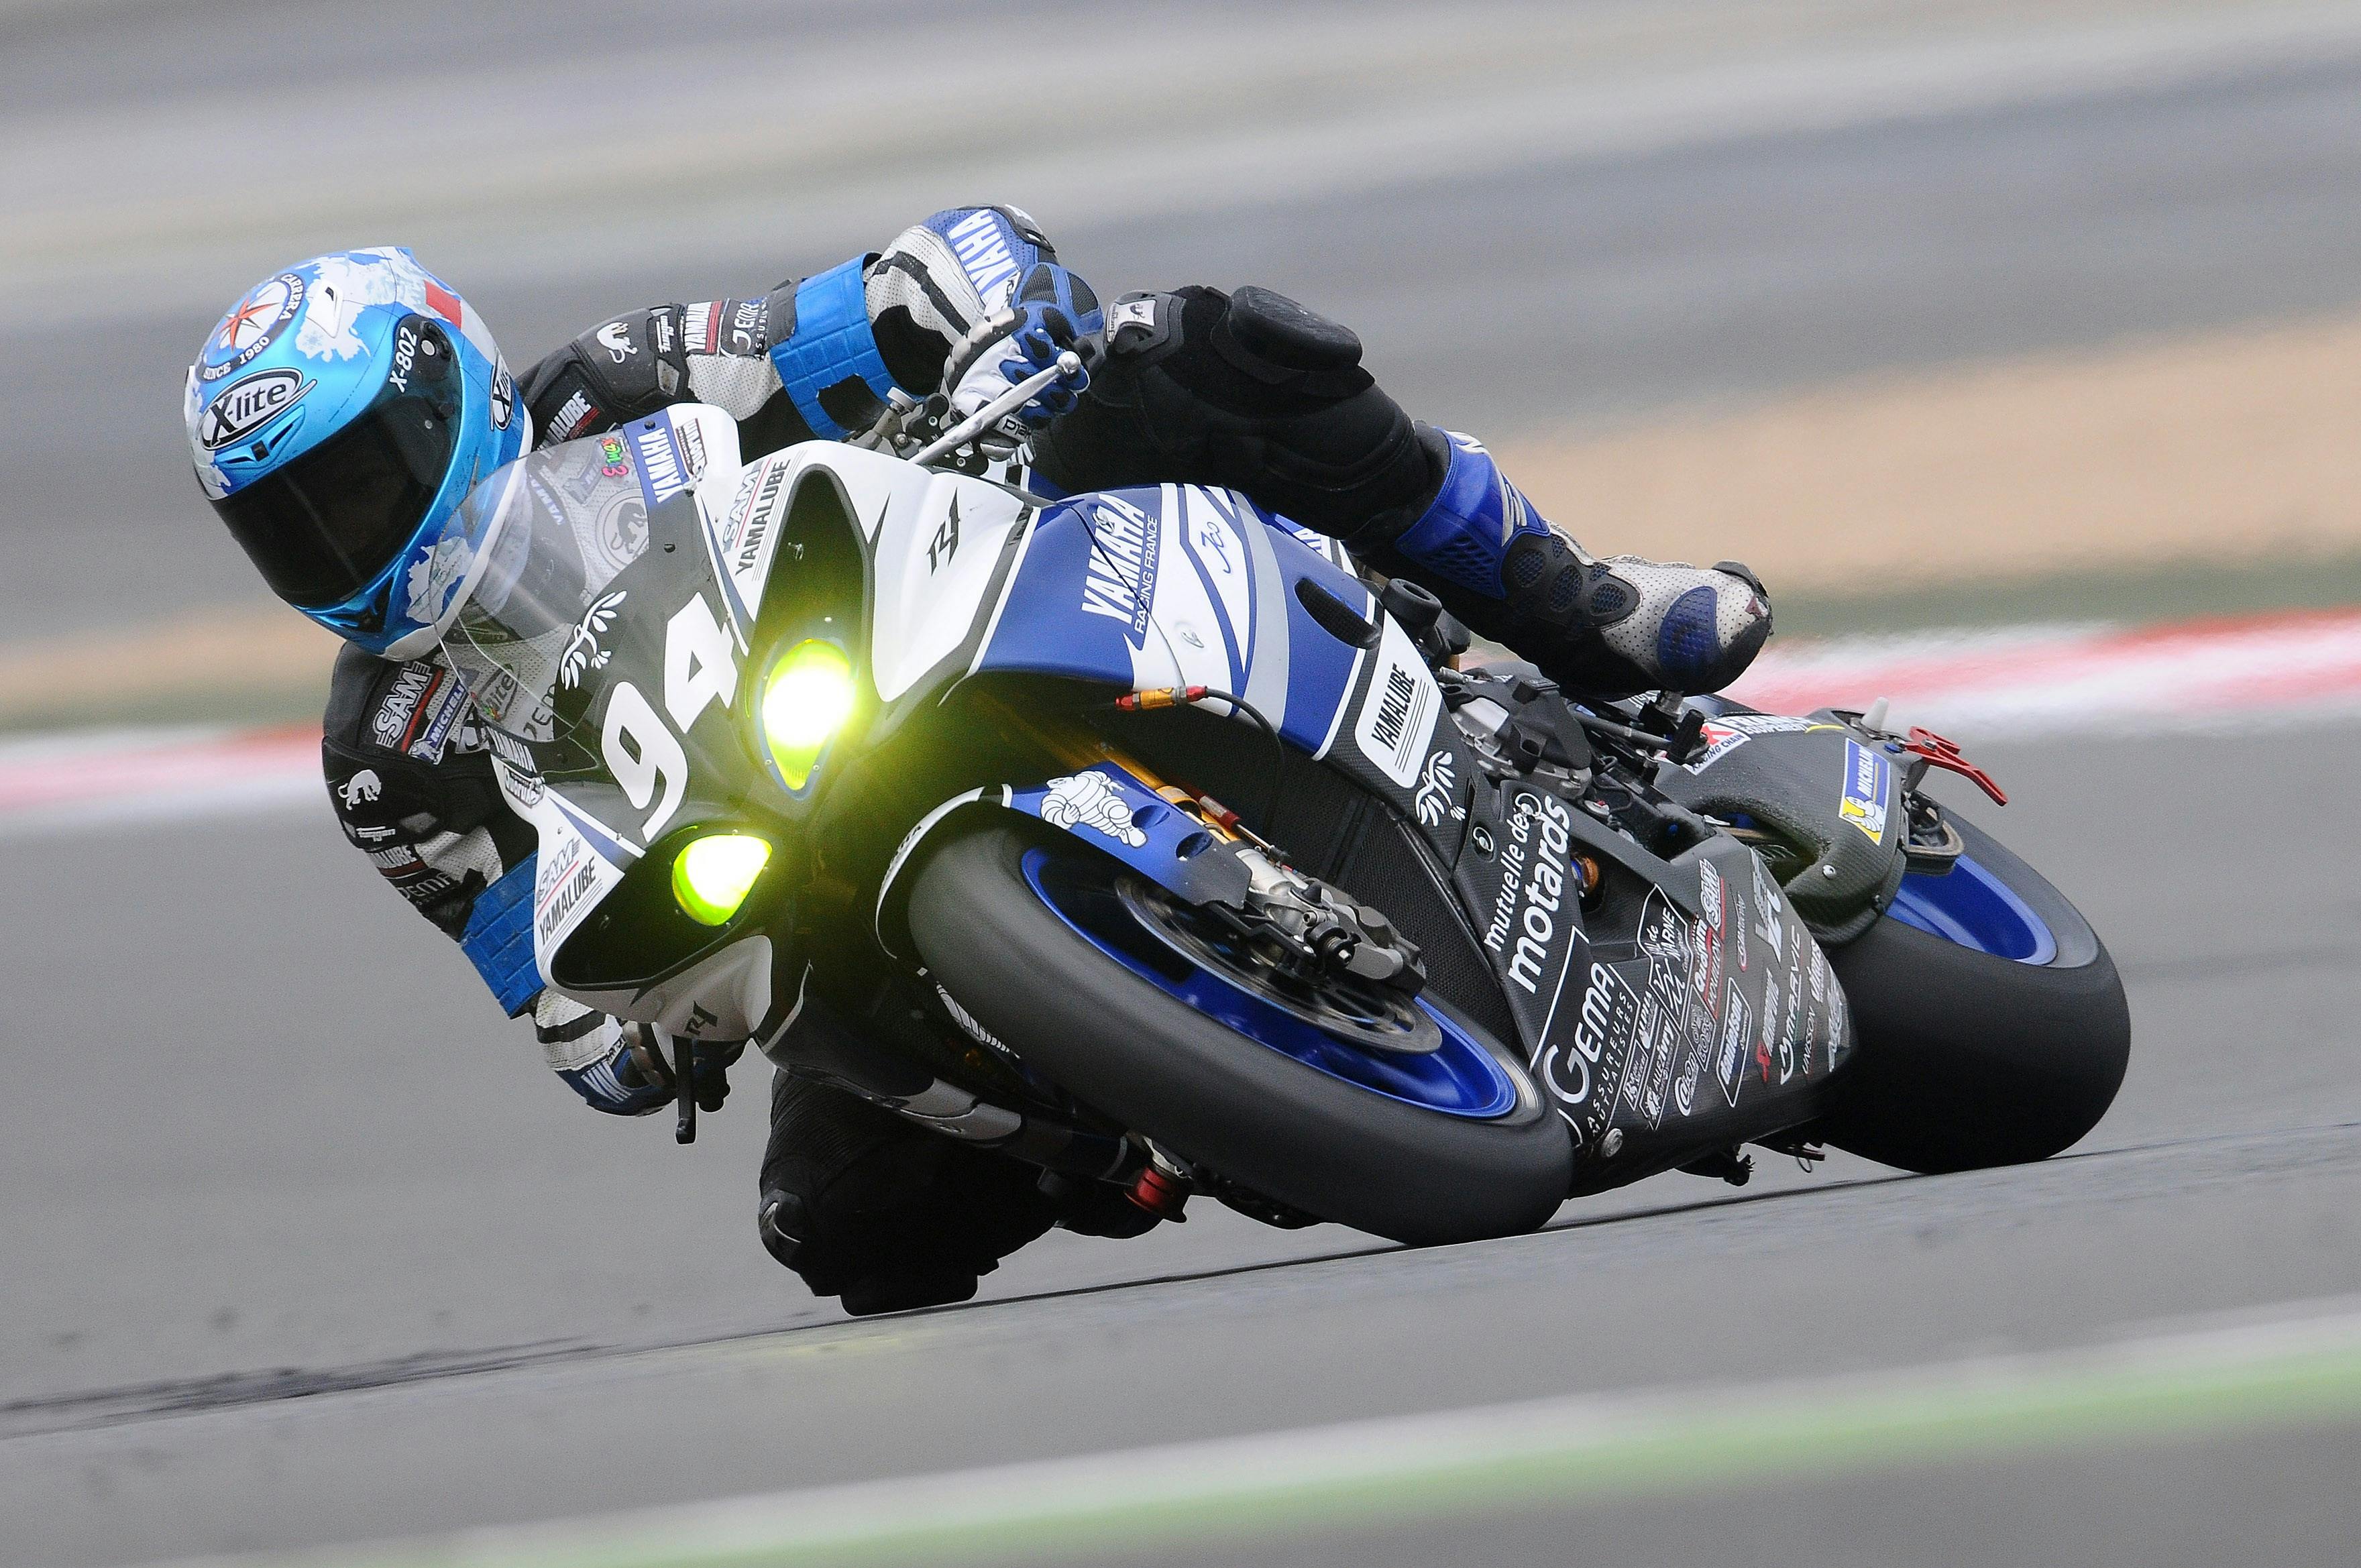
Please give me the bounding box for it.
[421,363,2130,1247]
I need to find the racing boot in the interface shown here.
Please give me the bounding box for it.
[1032,284,1770,696]
[1357,427,1773,697]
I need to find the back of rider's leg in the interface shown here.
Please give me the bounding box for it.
[1032,285,1771,697]
[758,1070,1058,1317]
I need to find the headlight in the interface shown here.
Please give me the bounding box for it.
[760,638,855,789]
[671,832,771,926]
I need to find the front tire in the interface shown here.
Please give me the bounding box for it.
[906,824,1572,1245]
[1816,814,2130,1172]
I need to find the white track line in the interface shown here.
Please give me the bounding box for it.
[152,1296,2361,1568]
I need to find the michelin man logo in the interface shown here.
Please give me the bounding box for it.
[1041,772,1146,848]
[339,769,382,809]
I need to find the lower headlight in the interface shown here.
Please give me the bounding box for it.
[761,639,856,789]
[671,832,771,926]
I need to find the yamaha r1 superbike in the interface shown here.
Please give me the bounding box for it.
[422,379,2130,1247]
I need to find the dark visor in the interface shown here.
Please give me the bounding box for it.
[212,323,462,610]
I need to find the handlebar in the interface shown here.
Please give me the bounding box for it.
[906,350,1085,468]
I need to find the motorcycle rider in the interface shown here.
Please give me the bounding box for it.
[186,209,1771,1314]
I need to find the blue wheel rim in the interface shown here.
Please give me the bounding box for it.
[1887,853,2058,964]
[1021,847,1519,1119]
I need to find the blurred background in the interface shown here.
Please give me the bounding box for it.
[5,2,2361,1565]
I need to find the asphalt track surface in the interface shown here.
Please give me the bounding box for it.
[7,3,2361,1563]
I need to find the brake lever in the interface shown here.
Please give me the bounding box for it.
[672,1033,696,1145]
[1904,726,2008,806]
[908,351,1084,467]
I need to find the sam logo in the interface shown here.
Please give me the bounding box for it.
[1413,748,1460,827]
[199,369,310,450]
[727,461,789,570]
[1838,738,1891,844]
[1079,494,1159,643]
[536,854,599,943]
[371,664,435,747]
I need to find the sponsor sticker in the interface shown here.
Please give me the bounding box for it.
[942,208,1023,302]
[1483,790,1578,999]
[199,368,310,450]
[1078,493,1160,645]
[1751,849,1786,962]
[1621,891,1693,1130]
[725,459,790,573]
[1353,616,1437,789]
[406,668,472,763]
[1778,950,1804,1083]
[628,413,694,510]
[1413,747,1460,828]
[558,591,626,689]
[1839,738,1893,844]
[599,434,630,479]
[1683,720,1749,773]
[726,297,768,354]
[550,388,598,440]
[490,359,516,430]
[1716,981,1753,1106]
[1681,713,1835,773]
[1534,958,1638,1147]
[535,832,600,945]
[1724,714,1830,735]
[371,664,436,748]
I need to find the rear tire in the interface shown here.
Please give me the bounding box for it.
[1816,816,2130,1172]
[906,823,1572,1245]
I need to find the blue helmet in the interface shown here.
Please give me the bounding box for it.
[186,248,526,656]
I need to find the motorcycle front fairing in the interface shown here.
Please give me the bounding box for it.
[430,405,797,1042]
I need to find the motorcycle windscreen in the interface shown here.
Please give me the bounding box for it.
[433,436,668,743]
[437,437,774,849]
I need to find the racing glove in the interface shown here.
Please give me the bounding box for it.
[941,262,1100,443]
[537,997,744,1117]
